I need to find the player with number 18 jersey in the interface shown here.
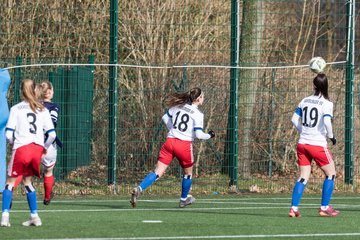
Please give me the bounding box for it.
[165,103,210,141]
[129,88,214,209]
[160,103,211,168]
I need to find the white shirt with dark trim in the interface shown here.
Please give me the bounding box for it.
[292,95,333,147]
[162,103,211,141]
[5,101,56,150]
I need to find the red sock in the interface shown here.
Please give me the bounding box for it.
[14,175,23,189]
[43,175,55,200]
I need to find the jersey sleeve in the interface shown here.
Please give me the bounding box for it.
[193,111,211,140]
[324,117,334,138]
[50,106,59,125]
[43,110,55,133]
[162,110,173,131]
[5,107,16,143]
[43,110,56,149]
[323,101,333,118]
[195,130,211,140]
[291,112,302,133]
[193,111,204,130]
[5,107,16,131]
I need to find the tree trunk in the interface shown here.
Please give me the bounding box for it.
[238,0,264,178]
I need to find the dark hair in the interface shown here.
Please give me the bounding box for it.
[313,73,329,100]
[164,87,202,108]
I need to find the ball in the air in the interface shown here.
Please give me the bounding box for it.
[308,57,326,74]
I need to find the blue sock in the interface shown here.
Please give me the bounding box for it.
[2,185,13,212]
[181,175,192,199]
[291,179,306,207]
[25,185,37,214]
[321,176,335,206]
[139,172,158,191]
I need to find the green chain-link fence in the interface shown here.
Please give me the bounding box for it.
[1,0,359,195]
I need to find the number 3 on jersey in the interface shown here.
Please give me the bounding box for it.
[27,112,37,134]
[302,106,318,128]
[173,111,189,132]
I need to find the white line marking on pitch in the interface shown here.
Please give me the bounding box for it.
[142,220,162,223]
[21,232,360,240]
[8,204,351,213]
[9,196,360,204]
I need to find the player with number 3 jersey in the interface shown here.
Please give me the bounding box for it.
[1,79,56,227]
[289,73,339,218]
[130,87,215,208]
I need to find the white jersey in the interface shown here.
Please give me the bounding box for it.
[6,101,55,150]
[294,95,333,146]
[164,104,210,141]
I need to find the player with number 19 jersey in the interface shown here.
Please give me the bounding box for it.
[294,95,333,147]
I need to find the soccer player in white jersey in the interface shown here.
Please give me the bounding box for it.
[289,73,339,217]
[0,79,56,227]
[13,81,61,205]
[130,87,215,208]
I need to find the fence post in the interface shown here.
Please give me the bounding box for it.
[344,0,355,184]
[226,0,239,189]
[108,0,119,187]
[13,56,22,105]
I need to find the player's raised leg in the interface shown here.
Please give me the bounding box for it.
[130,161,168,208]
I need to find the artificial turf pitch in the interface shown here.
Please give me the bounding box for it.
[1,194,360,240]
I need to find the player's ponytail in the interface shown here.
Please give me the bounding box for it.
[21,79,44,112]
[313,73,329,100]
[164,87,202,108]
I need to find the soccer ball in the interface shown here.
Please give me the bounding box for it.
[308,57,326,74]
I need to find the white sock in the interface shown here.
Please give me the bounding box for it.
[320,206,328,211]
[291,206,299,211]
[2,212,9,217]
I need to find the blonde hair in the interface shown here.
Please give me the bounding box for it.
[36,80,53,100]
[164,87,202,108]
[21,79,44,112]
